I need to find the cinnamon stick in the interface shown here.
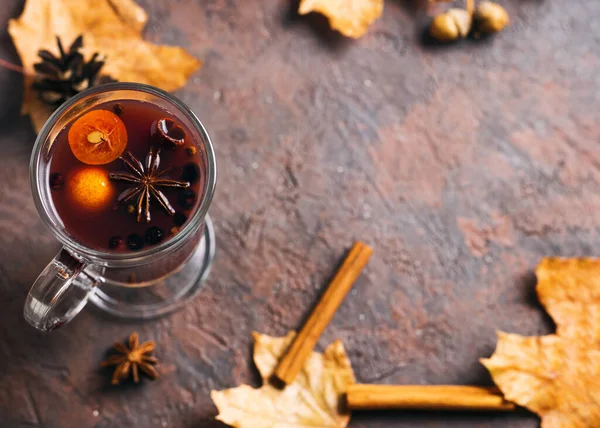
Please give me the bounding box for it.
[347,385,515,411]
[274,241,373,385]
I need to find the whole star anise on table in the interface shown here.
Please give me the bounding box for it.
[110,148,190,223]
[101,332,159,385]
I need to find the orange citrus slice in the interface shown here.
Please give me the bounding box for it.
[67,167,115,212]
[68,110,128,165]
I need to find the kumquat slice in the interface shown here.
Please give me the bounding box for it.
[68,109,128,165]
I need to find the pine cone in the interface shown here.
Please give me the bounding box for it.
[32,35,116,106]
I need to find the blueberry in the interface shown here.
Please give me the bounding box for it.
[112,103,124,116]
[181,163,200,183]
[178,189,196,210]
[127,234,144,251]
[49,172,64,190]
[145,227,164,245]
[173,212,187,227]
[108,236,126,250]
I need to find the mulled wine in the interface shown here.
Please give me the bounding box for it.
[48,99,205,252]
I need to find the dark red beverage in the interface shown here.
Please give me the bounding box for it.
[48,99,205,252]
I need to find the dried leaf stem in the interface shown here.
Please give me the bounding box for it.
[0,58,35,77]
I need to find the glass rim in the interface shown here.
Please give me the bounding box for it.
[30,82,217,265]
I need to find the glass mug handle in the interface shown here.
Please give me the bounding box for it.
[24,248,99,331]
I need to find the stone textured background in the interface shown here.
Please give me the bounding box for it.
[1,0,599,426]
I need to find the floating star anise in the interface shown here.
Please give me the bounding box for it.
[101,332,159,385]
[110,148,189,223]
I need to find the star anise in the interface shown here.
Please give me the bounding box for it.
[110,148,190,223]
[101,332,159,385]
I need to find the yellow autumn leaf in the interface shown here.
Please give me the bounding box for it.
[211,331,356,428]
[481,258,600,428]
[106,0,148,33]
[299,0,384,39]
[8,0,201,133]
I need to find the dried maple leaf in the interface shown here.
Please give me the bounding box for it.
[299,0,384,39]
[8,0,201,133]
[211,331,356,428]
[481,258,600,428]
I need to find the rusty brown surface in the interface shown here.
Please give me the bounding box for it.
[0,0,598,426]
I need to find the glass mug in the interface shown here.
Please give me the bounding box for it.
[25,83,217,331]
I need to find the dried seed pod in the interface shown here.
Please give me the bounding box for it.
[186,146,197,156]
[474,1,509,34]
[33,35,116,107]
[430,8,472,42]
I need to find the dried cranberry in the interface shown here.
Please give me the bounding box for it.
[151,118,186,147]
[181,163,200,183]
[145,227,164,245]
[49,172,64,190]
[108,236,126,250]
[173,212,187,227]
[178,189,196,210]
[127,234,144,251]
